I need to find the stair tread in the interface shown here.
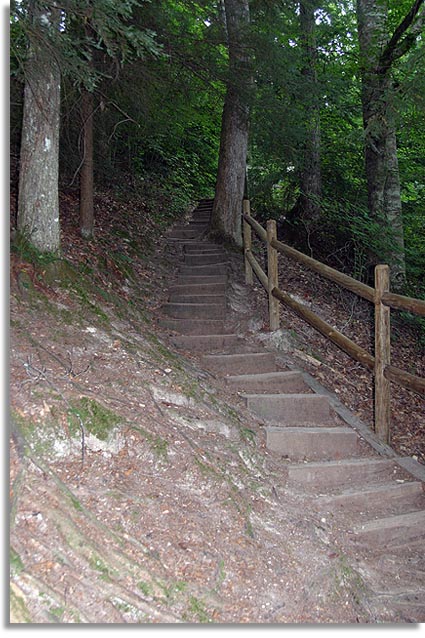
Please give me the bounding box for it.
[242,392,323,399]
[164,301,226,307]
[289,458,393,469]
[318,480,423,500]
[173,333,239,340]
[204,352,273,360]
[286,457,418,494]
[351,510,425,546]
[267,425,355,433]
[168,296,227,303]
[226,371,300,380]
[354,509,425,529]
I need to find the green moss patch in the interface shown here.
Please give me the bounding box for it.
[68,398,122,441]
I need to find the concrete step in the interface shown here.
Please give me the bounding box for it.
[186,222,208,228]
[243,393,332,425]
[287,458,407,493]
[191,215,211,222]
[170,334,241,352]
[196,200,214,207]
[225,371,307,394]
[167,230,206,240]
[158,318,230,335]
[168,293,227,305]
[162,302,225,320]
[266,426,359,461]
[182,246,223,253]
[351,510,425,549]
[165,237,198,244]
[169,283,227,296]
[170,222,207,231]
[317,481,425,518]
[202,352,277,376]
[175,275,228,286]
[183,243,222,253]
[184,253,226,266]
[167,227,207,239]
[183,249,222,256]
[179,263,228,276]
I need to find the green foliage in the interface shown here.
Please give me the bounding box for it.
[11,0,162,90]
[11,231,60,266]
[68,398,122,441]
[248,0,425,296]
[187,595,212,623]
[10,0,425,295]
[10,547,24,576]
[309,197,400,280]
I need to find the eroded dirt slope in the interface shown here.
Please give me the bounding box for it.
[9,191,424,623]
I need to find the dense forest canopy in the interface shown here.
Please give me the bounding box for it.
[10,0,425,296]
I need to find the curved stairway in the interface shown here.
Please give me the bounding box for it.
[159,199,425,620]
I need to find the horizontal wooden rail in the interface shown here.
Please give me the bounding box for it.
[384,365,425,395]
[382,291,425,316]
[243,212,267,242]
[245,249,268,290]
[271,237,375,303]
[242,203,425,444]
[272,286,375,371]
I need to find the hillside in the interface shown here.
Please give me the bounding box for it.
[9,188,425,623]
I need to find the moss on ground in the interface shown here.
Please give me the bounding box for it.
[68,397,122,442]
[128,424,169,461]
[10,585,32,623]
[10,547,24,576]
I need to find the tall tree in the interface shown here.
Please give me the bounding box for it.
[14,0,161,251]
[79,88,95,240]
[356,0,425,287]
[293,0,322,231]
[17,1,61,253]
[210,0,252,247]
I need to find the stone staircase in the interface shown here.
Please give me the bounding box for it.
[159,199,425,620]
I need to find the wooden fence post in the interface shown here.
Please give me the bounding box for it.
[267,219,280,331]
[243,199,253,285]
[374,264,391,443]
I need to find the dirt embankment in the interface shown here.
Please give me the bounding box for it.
[9,190,424,623]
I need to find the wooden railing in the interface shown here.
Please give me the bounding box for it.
[242,199,425,444]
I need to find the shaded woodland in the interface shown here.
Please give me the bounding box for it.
[10,1,425,296]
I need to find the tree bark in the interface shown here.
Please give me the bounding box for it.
[80,90,95,239]
[298,0,321,225]
[356,0,424,287]
[17,4,61,254]
[210,0,252,247]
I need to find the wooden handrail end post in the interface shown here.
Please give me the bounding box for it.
[243,199,253,285]
[374,264,391,444]
[267,219,280,331]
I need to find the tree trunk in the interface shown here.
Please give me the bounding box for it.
[210,0,252,247]
[298,0,321,225]
[17,5,61,254]
[356,0,406,287]
[80,90,95,239]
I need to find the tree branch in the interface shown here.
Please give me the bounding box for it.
[378,0,425,73]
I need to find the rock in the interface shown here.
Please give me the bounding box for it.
[256,329,298,352]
